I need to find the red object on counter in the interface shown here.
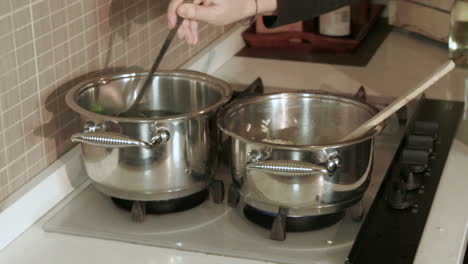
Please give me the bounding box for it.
[242,4,384,53]
[256,19,303,34]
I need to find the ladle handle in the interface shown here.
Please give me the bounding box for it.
[341,60,456,142]
[125,16,184,113]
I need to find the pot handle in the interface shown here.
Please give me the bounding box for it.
[246,157,341,177]
[71,129,170,150]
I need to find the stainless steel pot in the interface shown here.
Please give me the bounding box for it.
[66,70,232,201]
[218,93,384,216]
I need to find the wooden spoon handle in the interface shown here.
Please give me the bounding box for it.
[341,60,455,142]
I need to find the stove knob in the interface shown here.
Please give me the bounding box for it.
[401,149,429,169]
[405,135,434,153]
[412,121,439,139]
[401,165,423,191]
[387,181,414,210]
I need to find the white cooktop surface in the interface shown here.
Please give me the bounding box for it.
[42,109,403,264]
[43,182,358,264]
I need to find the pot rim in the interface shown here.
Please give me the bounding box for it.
[65,70,233,123]
[217,92,385,150]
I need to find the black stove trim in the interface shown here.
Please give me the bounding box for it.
[346,99,465,264]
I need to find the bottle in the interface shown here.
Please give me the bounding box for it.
[449,0,468,66]
[319,6,351,37]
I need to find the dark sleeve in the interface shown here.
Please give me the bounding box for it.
[263,0,353,28]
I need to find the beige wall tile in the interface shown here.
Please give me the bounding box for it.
[0,169,7,189]
[35,33,52,56]
[16,42,35,66]
[0,15,13,36]
[24,130,43,149]
[19,76,39,100]
[0,34,15,55]
[0,132,4,151]
[32,1,50,21]
[38,67,55,90]
[14,24,33,47]
[58,107,76,128]
[82,1,96,14]
[27,158,46,180]
[37,50,54,70]
[17,59,36,83]
[53,41,70,62]
[2,105,22,128]
[23,110,42,136]
[33,17,52,39]
[69,35,84,54]
[0,1,11,17]
[0,186,10,202]
[9,171,28,193]
[0,0,228,203]
[26,143,43,168]
[54,59,71,82]
[67,2,83,22]
[22,94,40,118]
[83,11,97,30]
[6,138,26,164]
[11,0,30,11]
[0,151,5,170]
[44,132,59,155]
[68,18,83,38]
[4,122,24,148]
[51,10,67,29]
[39,87,57,107]
[1,86,21,112]
[52,25,68,47]
[0,70,19,95]
[71,50,86,69]
[49,0,66,13]
[0,51,17,73]
[84,26,98,45]
[12,8,31,30]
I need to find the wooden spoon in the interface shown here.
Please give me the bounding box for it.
[340,60,456,142]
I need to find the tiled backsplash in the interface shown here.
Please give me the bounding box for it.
[0,0,229,202]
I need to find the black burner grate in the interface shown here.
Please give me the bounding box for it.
[243,205,345,233]
[111,189,208,215]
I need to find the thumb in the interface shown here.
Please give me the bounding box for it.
[177,3,216,24]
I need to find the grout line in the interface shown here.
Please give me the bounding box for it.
[76,0,90,75]
[26,3,41,130]
[7,1,26,187]
[38,0,58,174]
[95,1,103,71]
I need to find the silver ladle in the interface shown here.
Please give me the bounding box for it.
[119,16,185,116]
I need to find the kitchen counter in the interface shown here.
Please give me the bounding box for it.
[1,28,467,264]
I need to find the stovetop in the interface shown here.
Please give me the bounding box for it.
[43,135,398,264]
[43,87,410,264]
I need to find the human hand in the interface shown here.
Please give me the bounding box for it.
[167,0,277,45]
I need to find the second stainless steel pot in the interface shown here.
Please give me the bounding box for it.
[66,70,232,201]
[218,93,384,216]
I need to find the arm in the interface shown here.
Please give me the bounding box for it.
[263,0,353,28]
[167,0,353,44]
[167,0,277,45]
